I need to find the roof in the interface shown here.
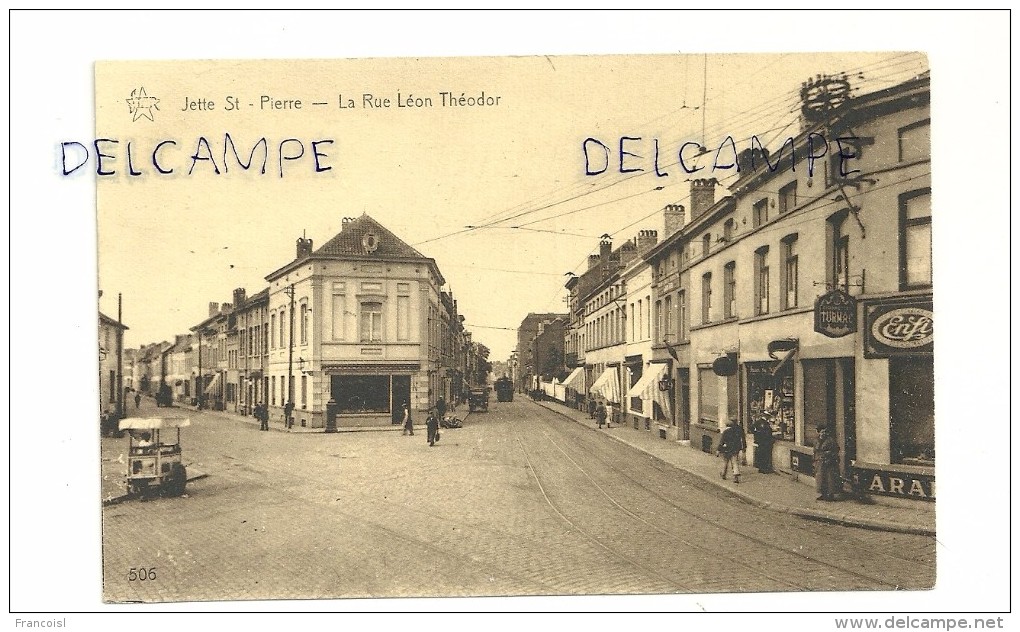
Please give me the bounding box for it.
[314,214,430,260]
[265,214,444,284]
[99,312,129,330]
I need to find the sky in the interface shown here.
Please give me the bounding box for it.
[90,51,927,361]
[9,9,1013,619]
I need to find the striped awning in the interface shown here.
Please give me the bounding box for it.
[590,367,621,403]
[562,367,585,391]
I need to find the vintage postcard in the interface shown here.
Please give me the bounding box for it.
[8,11,1013,619]
[86,51,946,604]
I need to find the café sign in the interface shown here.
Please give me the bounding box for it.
[864,298,934,357]
[814,289,857,338]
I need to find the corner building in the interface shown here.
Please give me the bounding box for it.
[263,214,454,428]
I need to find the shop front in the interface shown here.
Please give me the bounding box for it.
[855,296,934,501]
[324,363,418,428]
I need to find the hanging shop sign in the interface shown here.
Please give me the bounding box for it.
[864,298,933,358]
[814,289,858,338]
[712,353,738,376]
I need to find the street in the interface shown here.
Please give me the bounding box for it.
[101,397,935,602]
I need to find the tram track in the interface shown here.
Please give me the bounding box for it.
[510,402,923,591]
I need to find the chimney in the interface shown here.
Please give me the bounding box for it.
[233,288,246,308]
[599,237,612,262]
[588,254,600,270]
[637,229,658,252]
[209,302,219,317]
[341,217,355,230]
[690,178,717,219]
[664,204,686,236]
[296,237,314,259]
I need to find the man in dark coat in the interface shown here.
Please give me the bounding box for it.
[814,424,842,501]
[717,419,747,483]
[258,402,269,431]
[436,396,447,421]
[426,410,440,447]
[751,417,775,474]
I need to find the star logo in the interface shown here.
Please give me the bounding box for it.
[126,86,160,122]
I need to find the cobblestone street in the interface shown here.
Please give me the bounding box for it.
[101,398,935,603]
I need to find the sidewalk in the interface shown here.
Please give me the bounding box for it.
[173,401,472,434]
[533,399,935,536]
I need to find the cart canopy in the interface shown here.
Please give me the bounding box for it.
[118,417,192,430]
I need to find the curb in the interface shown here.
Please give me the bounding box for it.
[532,400,934,537]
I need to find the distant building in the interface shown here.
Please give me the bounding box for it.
[516,313,567,392]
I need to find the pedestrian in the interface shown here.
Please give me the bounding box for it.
[587,395,597,419]
[595,402,608,429]
[426,409,440,447]
[284,401,295,429]
[751,416,775,474]
[258,402,269,431]
[401,403,414,436]
[134,391,142,410]
[717,419,747,483]
[813,423,842,501]
[436,396,447,421]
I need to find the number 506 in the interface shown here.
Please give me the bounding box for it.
[128,567,157,581]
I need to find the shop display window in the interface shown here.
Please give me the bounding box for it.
[889,356,935,465]
[746,361,795,442]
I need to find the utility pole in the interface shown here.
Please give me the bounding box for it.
[285,284,296,428]
[196,328,203,410]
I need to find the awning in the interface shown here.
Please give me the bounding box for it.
[204,372,222,394]
[119,417,191,430]
[590,367,621,403]
[771,348,797,376]
[626,364,671,418]
[562,367,585,391]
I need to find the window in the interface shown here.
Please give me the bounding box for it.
[270,313,276,348]
[900,189,932,289]
[397,295,411,340]
[753,198,769,227]
[898,119,930,162]
[698,366,718,425]
[360,301,383,342]
[678,290,688,341]
[889,356,935,465]
[723,218,735,242]
[300,303,308,344]
[754,246,770,315]
[637,301,643,341]
[645,295,652,338]
[332,292,346,340]
[828,211,850,291]
[702,233,712,257]
[723,262,736,319]
[664,295,673,340]
[301,374,307,409]
[702,273,712,323]
[778,180,797,214]
[280,310,287,347]
[271,376,276,405]
[630,303,635,341]
[781,234,799,309]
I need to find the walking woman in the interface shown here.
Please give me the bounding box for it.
[401,403,414,436]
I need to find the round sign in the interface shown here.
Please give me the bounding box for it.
[871,307,933,349]
[712,355,737,376]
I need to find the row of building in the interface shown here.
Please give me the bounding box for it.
[514,72,933,503]
[116,215,492,429]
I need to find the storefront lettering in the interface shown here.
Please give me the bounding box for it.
[865,472,935,500]
[874,308,933,348]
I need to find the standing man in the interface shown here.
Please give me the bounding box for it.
[284,401,295,429]
[595,402,608,429]
[436,396,447,422]
[813,423,842,501]
[751,416,776,474]
[258,402,269,431]
[426,409,440,447]
[718,419,747,483]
